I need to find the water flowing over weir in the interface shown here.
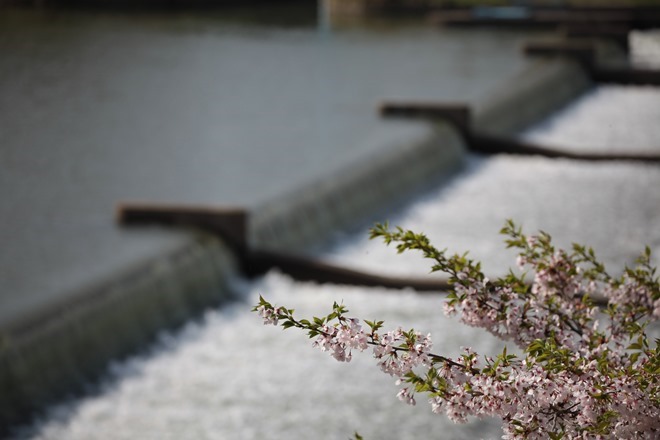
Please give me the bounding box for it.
[2,8,660,440]
[326,84,660,278]
[12,78,660,439]
[0,7,542,432]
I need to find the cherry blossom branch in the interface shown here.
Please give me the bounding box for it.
[254,221,659,439]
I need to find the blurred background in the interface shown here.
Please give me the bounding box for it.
[1,0,659,439]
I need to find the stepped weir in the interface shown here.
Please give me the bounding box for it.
[2,7,659,437]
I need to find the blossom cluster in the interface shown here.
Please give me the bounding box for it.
[311,317,369,362]
[256,304,285,326]
[374,327,432,377]
[254,221,659,439]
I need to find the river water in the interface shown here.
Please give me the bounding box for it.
[5,6,660,440]
[0,4,538,327]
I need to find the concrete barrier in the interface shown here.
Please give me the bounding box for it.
[249,122,466,252]
[473,58,592,137]
[0,236,238,434]
[241,57,613,292]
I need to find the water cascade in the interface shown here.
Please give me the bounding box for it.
[2,8,659,439]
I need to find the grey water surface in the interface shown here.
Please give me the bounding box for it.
[0,5,537,326]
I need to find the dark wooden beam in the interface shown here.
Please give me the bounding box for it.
[379,102,471,134]
[116,203,610,305]
[591,66,660,86]
[376,101,660,163]
[521,40,660,86]
[116,203,452,292]
[117,204,248,252]
[468,132,660,163]
[244,249,450,292]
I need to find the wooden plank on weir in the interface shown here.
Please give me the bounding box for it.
[117,203,248,251]
[379,102,471,134]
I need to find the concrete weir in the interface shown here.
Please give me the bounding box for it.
[0,52,597,431]
[0,237,238,432]
[250,57,593,252]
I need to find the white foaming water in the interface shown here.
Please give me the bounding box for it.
[329,80,660,279]
[15,275,505,440]
[325,155,660,279]
[630,29,660,68]
[520,85,660,154]
[520,28,660,155]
